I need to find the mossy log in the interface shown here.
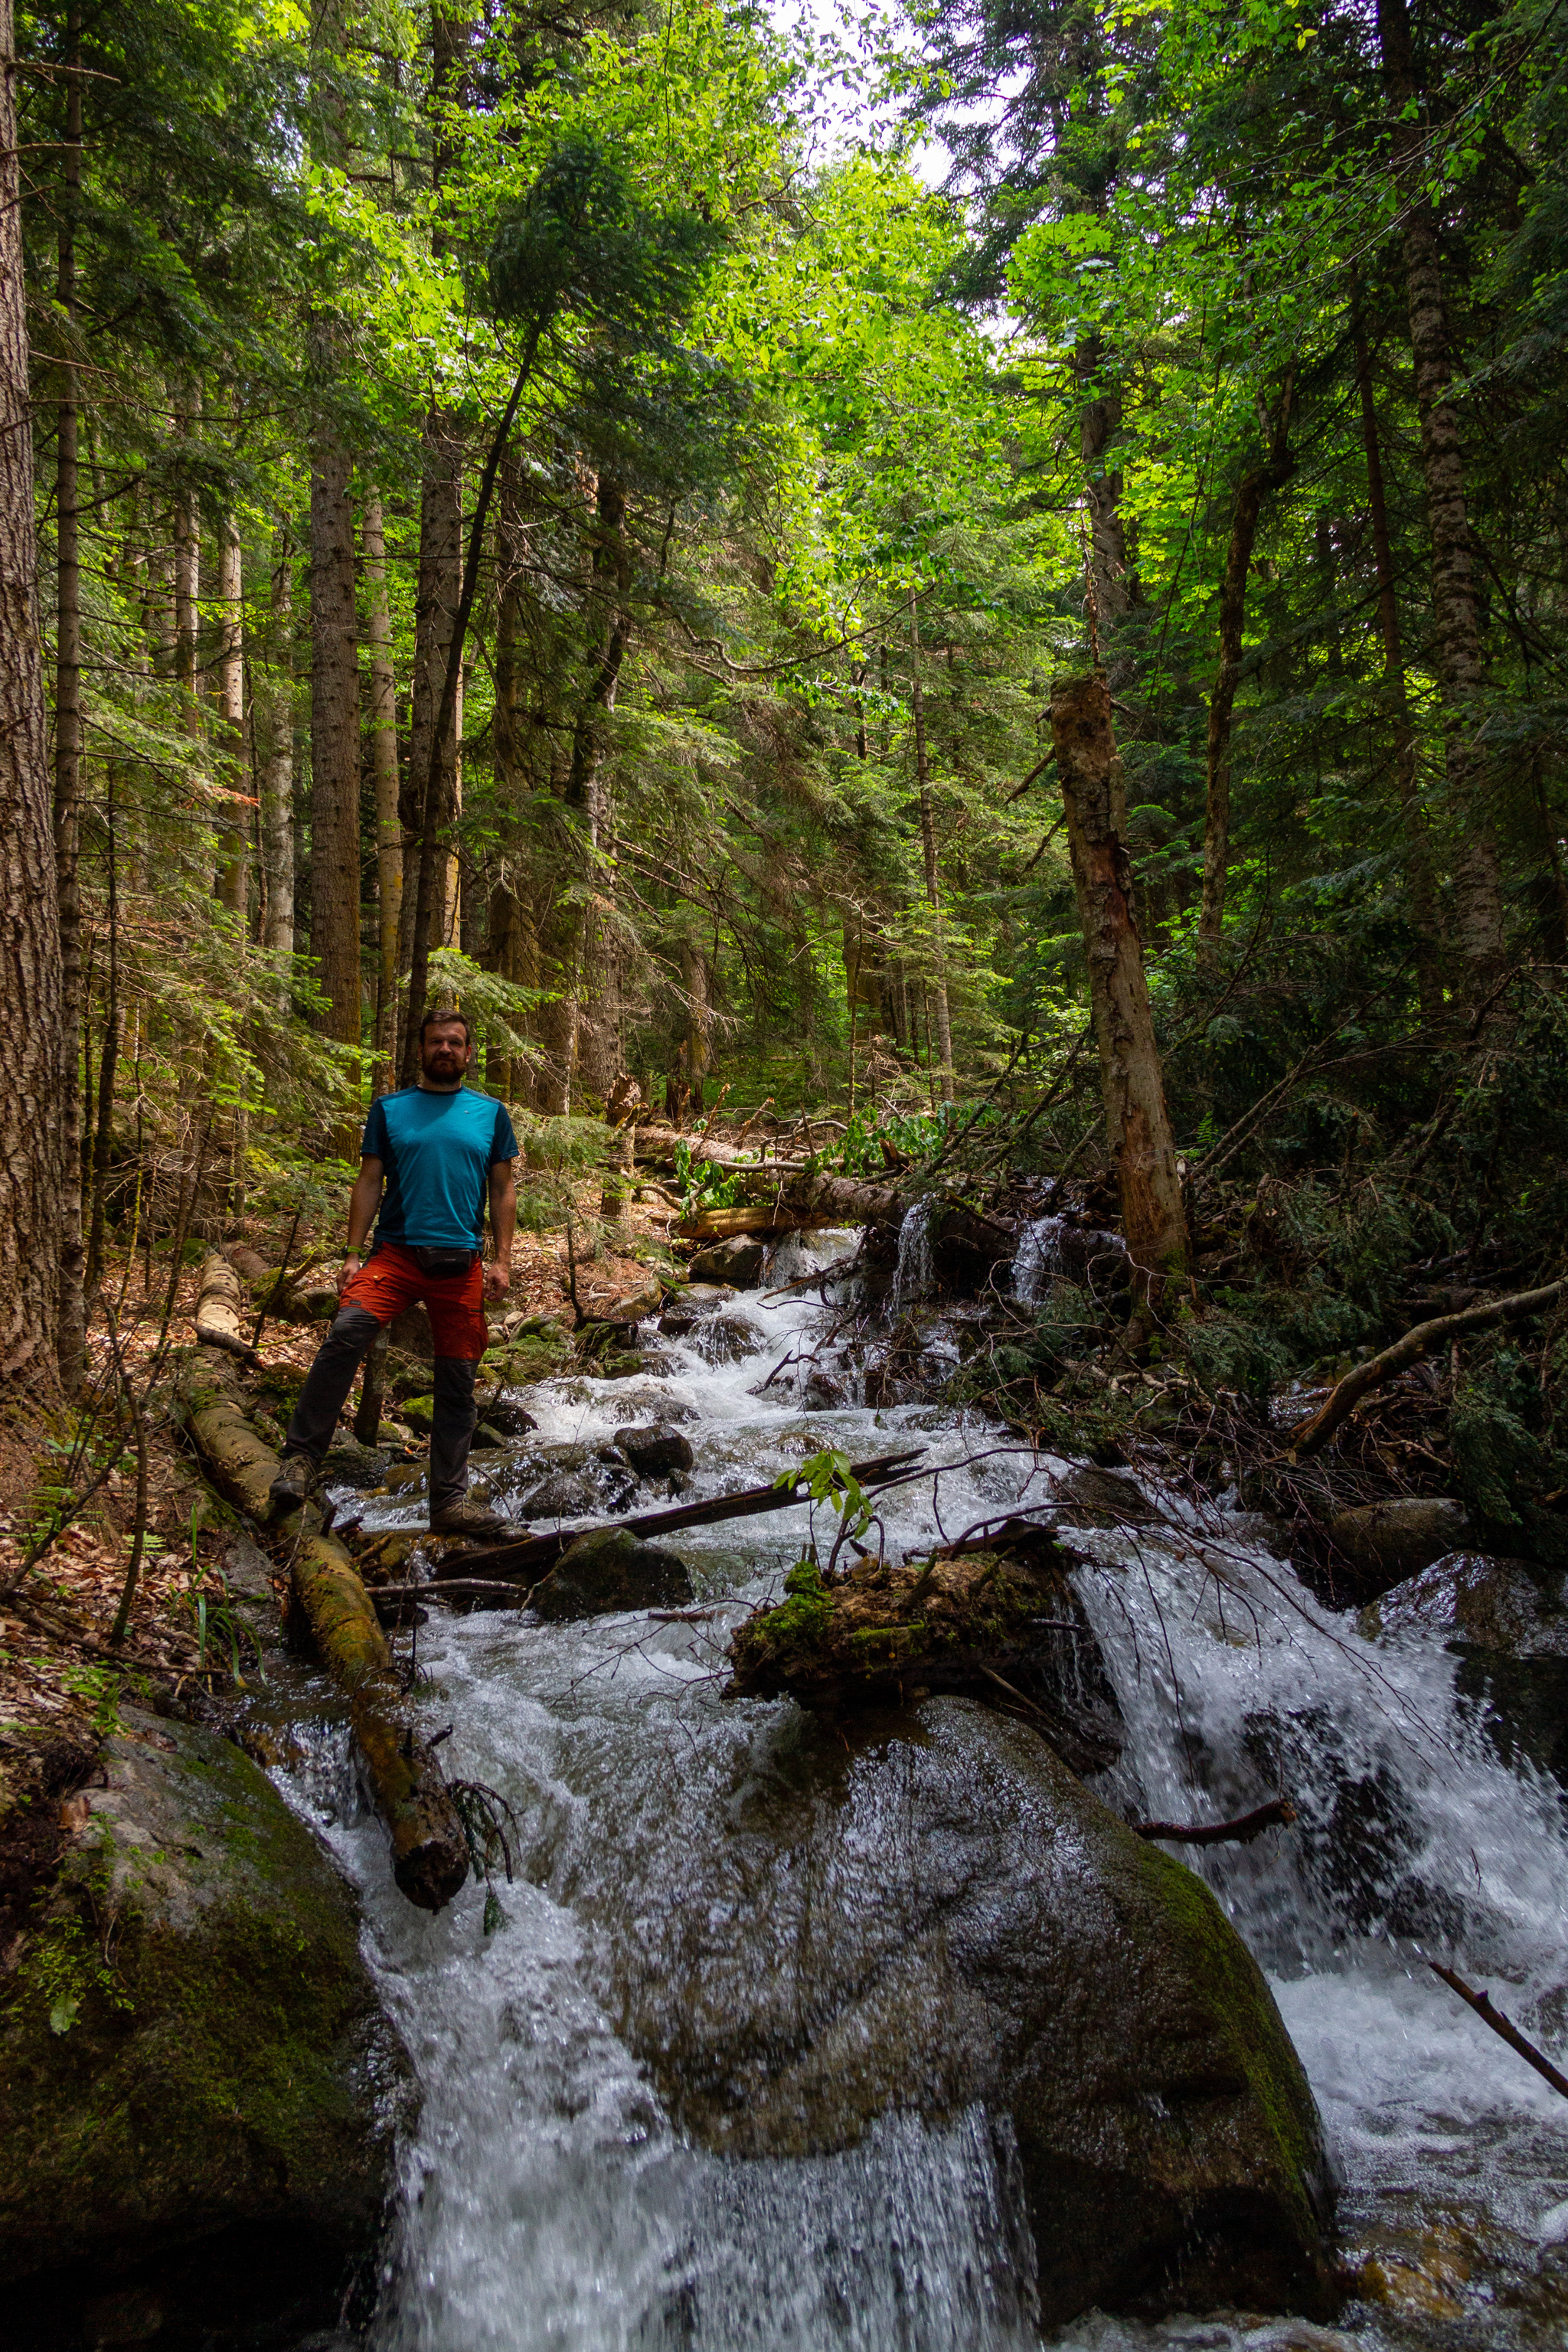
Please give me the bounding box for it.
[292,1533,469,1913]
[175,1349,468,1916]
[175,1348,281,1521]
[194,1250,259,1361]
[725,1527,1124,1777]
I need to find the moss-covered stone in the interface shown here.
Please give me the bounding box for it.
[0,1707,413,2293]
[533,1526,693,1621]
[596,1697,1335,2328]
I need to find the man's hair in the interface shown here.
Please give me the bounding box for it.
[420,1006,473,1049]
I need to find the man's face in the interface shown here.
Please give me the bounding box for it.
[421,1023,471,1083]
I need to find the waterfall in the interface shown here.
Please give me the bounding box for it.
[890,1198,934,1315]
[1012,1214,1067,1305]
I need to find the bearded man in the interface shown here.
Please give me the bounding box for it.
[269,1010,518,1538]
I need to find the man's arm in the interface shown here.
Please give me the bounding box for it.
[485,1160,516,1302]
[338,1157,385,1296]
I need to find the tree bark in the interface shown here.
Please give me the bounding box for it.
[909,590,954,1100]
[0,0,67,1380]
[1078,341,1139,666]
[257,524,296,961]
[54,6,85,1389]
[1375,0,1504,987]
[537,475,631,1111]
[362,494,402,1089]
[1050,671,1189,1308]
[309,445,361,1052]
[1198,373,1294,966]
[214,512,247,914]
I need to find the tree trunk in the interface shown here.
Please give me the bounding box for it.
[257,524,296,961]
[309,439,361,1054]
[84,774,120,1297]
[1050,671,1189,1310]
[1375,0,1504,987]
[214,513,247,913]
[1351,299,1443,1021]
[1078,340,1139,668]
[1198,374,1295,966]
[0,0,67,1380]
[909,590,954,1101]
[54,8,86,1390]
[362,494,402,1089]
[537,475,631,1112]
[173,399,200,743]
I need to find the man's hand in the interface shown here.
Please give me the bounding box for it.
[483,1259,511,1304]
[338,1252,364,1299]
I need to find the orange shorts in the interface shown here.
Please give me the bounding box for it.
[343,1241,488,1360]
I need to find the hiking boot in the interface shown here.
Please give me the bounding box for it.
[429,1496,512,1542]
[268,1453,316,1516]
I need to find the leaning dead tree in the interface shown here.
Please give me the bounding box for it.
[1050,671,1189,1315]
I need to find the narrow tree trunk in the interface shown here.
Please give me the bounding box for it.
[257,524,296,961]
[406,413,461,1008]
[54,7,85,1390]
[173,397,200,743]
[309,443,361,1050]
[909,590,954,1102]
[0,0,67,1380]
[85,779,120,1296]
[1352,299,1443,1021]
[537,475,632,1112]
[1375,0,1504,986]
[1198,374,1294,966]
[362,494,402,1090]
[1078,339,1139,671]
[1050,671,1189,1311]
[214,513,247,913]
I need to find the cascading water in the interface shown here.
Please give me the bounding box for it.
[890,1199,934,1315]
[276,1230,1568,2352]
[1012,1216,1067,1305]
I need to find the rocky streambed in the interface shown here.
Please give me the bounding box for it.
[6,1229,1568,2350]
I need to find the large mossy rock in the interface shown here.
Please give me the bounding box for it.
[0,1707,411,2314]
[596,1697,1335,2328]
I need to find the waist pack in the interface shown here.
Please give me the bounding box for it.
[410,1245,479,1279]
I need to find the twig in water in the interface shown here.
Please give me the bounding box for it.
[1428,1962,1568,2102]
[1135,1798,1297,1846]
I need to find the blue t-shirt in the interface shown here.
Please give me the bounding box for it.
[362,1087,519,1250]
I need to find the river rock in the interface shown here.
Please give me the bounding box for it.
[588,1697,1334,2328]
[533,1527,693,1621]
[1050,1464,1164,1528]
[658,1284,736,1337]
[584,1272,665,1326]
[615,1423,695,1477]
[688,1234,768,1286]
[1358,1552,1568,1655]
[694,1312,766,1364]
[1324,1496,1472,1591]
[0,1707,410,2332]
[472,1387,539,1440]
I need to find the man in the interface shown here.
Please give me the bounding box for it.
[269,1009,518,1538]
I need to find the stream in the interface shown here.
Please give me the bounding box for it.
[280,1231,1568,2352]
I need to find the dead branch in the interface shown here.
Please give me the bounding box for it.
[1429,1962,1568,2102]
[1285,1276,1568,1460]
[1135,1798,1297,1846]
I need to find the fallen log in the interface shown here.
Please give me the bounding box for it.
[677,1204,831,1242]
[174,1349,279,1521]
[292,1532,469,1913]
[723,1528,1123,1777]
[194,1250,259,1364]
[1285,1275,1568,1460]
[1429,1962,1568,2103]
[436,1447,927,1583]
[1135,1798,1296,1846]
[175,1349,469,1916]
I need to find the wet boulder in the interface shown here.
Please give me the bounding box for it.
[693,1313,766,1365]
[472,1387,539,1441]
[615,1423,695,1478]
[589,1697,1335,2329]
[658,1283,736,1338]
[687,1234,769,1287]
[1324,1497,1472,1593]
[533,1527,693,1622]
[0,1709,410,2331]
[1049,1464,1164,1530]
[1359,1551,1568,1656]
[583,1272,664,1327]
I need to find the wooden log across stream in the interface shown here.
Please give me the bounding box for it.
[175,1345,469,1913]
[436,1449,927,1584]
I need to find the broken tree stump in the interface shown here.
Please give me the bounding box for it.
[724,1529,1123,1778]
